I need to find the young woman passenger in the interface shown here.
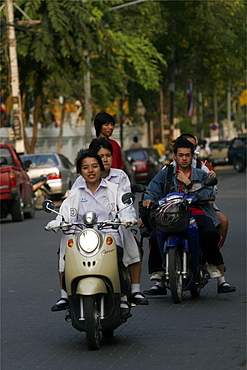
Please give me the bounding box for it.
[94,112,124,170]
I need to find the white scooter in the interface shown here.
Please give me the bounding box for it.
[43,193,135,350]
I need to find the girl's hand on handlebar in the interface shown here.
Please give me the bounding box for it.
[137,217,144,227]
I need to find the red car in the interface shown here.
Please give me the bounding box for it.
[125,147,164,185]
[0,144,35,221]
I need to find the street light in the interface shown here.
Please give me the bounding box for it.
[109,0,149,11]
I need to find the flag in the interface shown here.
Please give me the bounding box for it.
[186,79,193,118]
[0,96,7,126]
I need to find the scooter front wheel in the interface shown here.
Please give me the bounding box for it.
[84,295,100,350]
[168,246,183,303]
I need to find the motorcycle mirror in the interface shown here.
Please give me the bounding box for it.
[204,177,218,186]
[42,200,55,213]
[122,192,135,205]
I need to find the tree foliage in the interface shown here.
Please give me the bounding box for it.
[0,0,246,149]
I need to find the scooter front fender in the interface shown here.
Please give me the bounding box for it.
[76,277,107,295]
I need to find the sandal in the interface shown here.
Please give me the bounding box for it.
[51,298,69,312]
[120,300,132,319]
[129,292,149,305]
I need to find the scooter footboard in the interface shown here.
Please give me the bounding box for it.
[76,277,107,295]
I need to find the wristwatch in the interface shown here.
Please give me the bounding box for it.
[185,182,193,190]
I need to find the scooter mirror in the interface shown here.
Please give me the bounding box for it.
[122,192,135,205]
[42,200,55,213]
[132,184,145,193]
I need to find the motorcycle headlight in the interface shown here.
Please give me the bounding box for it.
[78,229,100,254]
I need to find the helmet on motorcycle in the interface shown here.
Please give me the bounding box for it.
[155,197,190,232]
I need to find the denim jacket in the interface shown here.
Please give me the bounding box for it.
[144,165,220,227]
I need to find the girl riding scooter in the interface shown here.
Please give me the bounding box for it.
[46,149,138,319]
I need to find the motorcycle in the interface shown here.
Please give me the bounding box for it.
[43,192,135,350]
[136,177,217,304]
[31,175,50,210]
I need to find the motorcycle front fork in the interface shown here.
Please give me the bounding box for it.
[164,250,188,280]
[79,295,105,321]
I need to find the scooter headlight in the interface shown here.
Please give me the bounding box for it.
[78,229,100,254]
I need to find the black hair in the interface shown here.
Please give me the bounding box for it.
[173,138,194,155]
[133,136,138,142]
[94,112,115,137]
[89,137,113,155]
[75,149,105,174]
[178,133,197,142]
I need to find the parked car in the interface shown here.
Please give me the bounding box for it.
[0,144,35,221]
[209,140,230,167]
[124,147,164,185]
[21,153,78,200]
[121,150,136,186]
[228,135,246,172]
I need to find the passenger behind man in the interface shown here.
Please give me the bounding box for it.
[141,137,235,296]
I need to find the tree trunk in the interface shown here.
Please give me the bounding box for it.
[24,69,42,154]
[213,86,218,124]
[57,101,65,153]
[24,94,41,154]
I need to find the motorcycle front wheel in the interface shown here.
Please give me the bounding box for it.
[84,295,100,350]
[168,247,183,303]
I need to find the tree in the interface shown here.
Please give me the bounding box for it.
[1,0,166,152]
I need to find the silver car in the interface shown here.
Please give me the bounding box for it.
[21,153,78,200]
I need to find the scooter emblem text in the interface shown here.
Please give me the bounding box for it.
[101,248,114,255]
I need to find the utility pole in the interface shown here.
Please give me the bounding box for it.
[5,0,24,153]
[227,81,231,139]
[198,91,203,138]
[160,85,164,146]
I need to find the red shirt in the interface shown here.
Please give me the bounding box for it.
[176,166,205,216]
[109,139,124,170]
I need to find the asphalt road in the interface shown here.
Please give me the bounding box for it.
[1,166,246,370]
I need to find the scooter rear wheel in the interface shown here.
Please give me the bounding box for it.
[84,295,100,350]
[168,246,183,303]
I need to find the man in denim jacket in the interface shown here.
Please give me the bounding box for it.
[142,138,235,294]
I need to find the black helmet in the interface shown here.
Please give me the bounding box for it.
[155,196,190,232]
